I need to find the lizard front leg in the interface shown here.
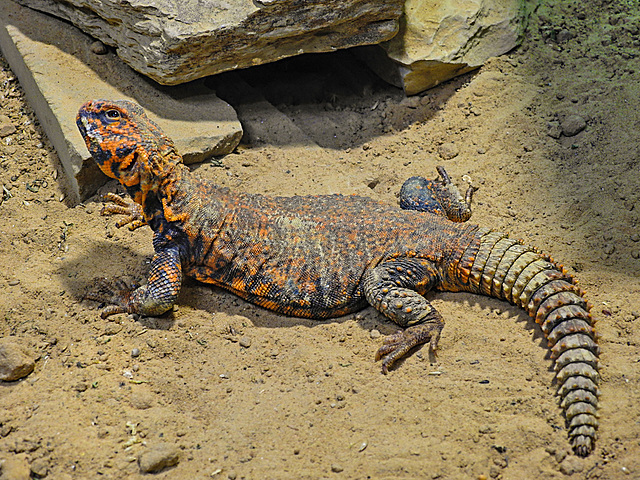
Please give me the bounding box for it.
[100,192,147,230]
[86,247,182,318]
[362,258,444,373]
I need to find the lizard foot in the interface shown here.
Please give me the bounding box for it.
[85,277,139,319]
[399,166,478,222]
[100,193,146,230]
[375,323,443,374]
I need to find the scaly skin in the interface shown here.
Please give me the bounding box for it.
[77,99,599,456]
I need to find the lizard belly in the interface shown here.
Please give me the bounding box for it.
[184,260,368,319]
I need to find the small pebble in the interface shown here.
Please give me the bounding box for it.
[331,464,344,473]
[547,121,562,139]
[437,142,459,160]
[0,115,16,138]
[7,279,20,286]
[72,382,88,392]
[239,336,252,348]
[556,29,572,43]
[603,244,615,255]
[0,339,35,381]
[631,233,640,242]
[90,40,108,55]
[138,443,180,473]
[561,114,586,137]
[369,329,381,339]
[30,458,49,478]
[559,455,584,475]
[131,348,141,358]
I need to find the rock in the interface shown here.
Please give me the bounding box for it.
[559,455,584,475]
[89,40,107,55]
[547,121,562,139]
[0,338,35,382]
[15,0,403,86]
[556,29,572,43]
[438,142,459,160]
[0,115,16,138]
[560,114,587,136]
[29,458,48,478]
[0,454,31,480]
[138,443,180,473]
[359,0,528,95]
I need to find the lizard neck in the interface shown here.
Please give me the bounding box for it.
[127,151,188,230]
[150,163,228,232]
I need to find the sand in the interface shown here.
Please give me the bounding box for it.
[1,1,639,478]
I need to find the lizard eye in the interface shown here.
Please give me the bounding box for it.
[105,109,121,121]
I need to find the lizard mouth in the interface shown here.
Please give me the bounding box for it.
[80,116,104,145]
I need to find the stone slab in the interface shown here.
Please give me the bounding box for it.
[0,0,242,203]
[359,0,526,95]
[15,0,403,86]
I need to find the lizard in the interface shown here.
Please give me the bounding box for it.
[76,99,600,457]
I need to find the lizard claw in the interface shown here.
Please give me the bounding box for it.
[375,323,442,374]
[85,277,139,318]
[100,193,146,230]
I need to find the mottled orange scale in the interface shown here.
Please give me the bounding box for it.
[192,272,212,283]
[252,283,272,296]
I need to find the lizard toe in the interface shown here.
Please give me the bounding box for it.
[376,323,442,374]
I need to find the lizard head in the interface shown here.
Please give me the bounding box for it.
[76,99,182,203]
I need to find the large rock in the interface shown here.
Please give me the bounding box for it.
[359,0,527,95]
[14,0,403,86]
[0,0,242,203]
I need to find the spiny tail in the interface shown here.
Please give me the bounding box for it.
[454,228,599,457]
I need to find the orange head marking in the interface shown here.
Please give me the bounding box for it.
[76,99,182,199]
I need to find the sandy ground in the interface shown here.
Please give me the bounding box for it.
[1,1,640,479]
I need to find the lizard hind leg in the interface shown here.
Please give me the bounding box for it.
[363,259,444,373]
[399,166,477,222]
